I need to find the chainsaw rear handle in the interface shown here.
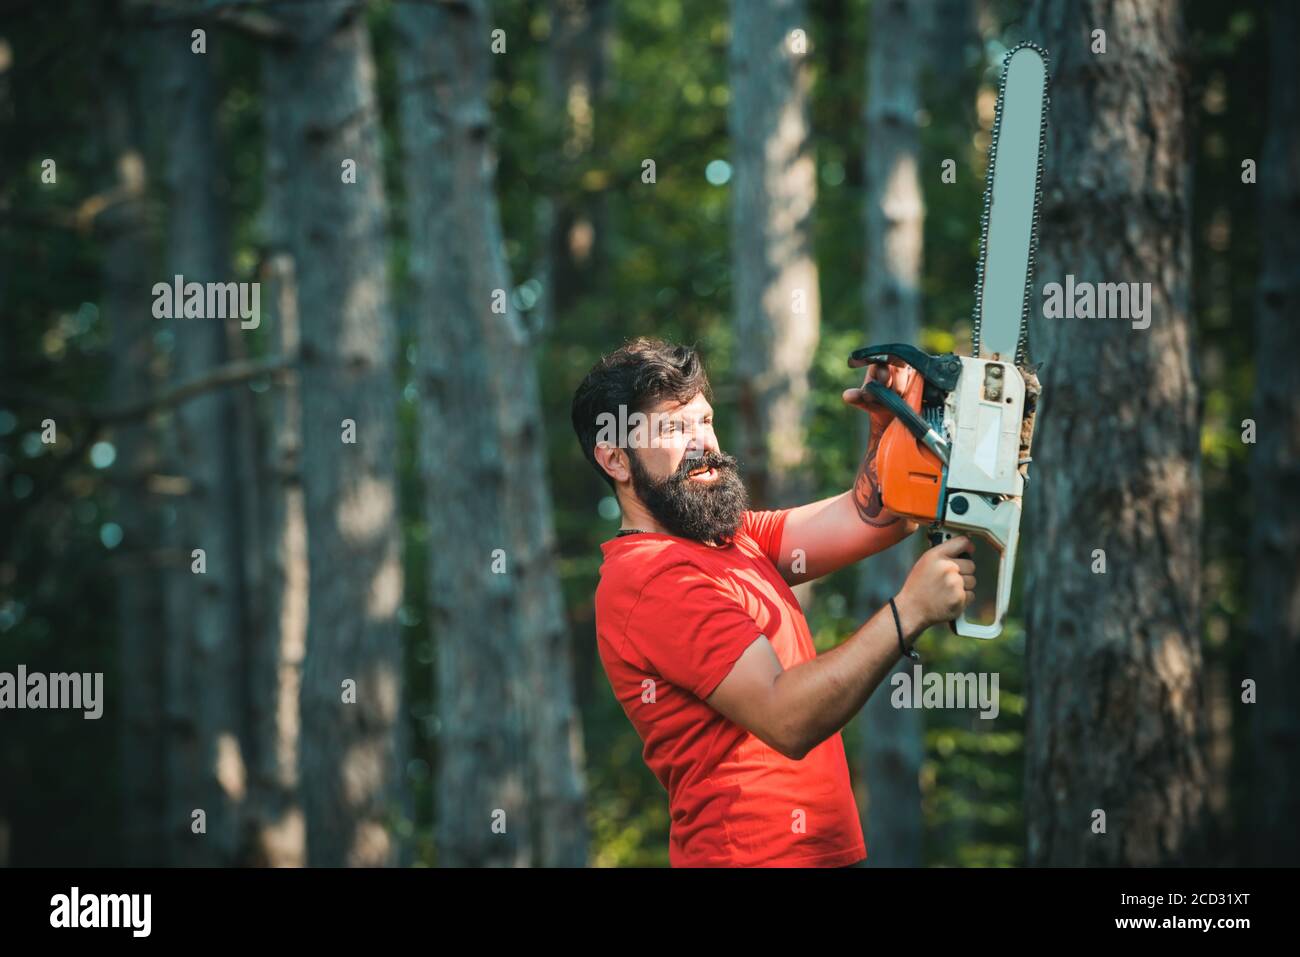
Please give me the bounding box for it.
[926,529,970,635]
[930,494,1022,640]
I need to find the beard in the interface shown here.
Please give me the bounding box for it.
[627,448,748,546]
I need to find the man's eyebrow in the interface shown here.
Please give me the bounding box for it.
[654,407,711,431]
[657,412,683,430]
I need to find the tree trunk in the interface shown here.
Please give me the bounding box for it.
[99,34,168,868]
[540,0,614,327]
[928,0,979,114]
[1023,0,1209,865]
[156,24,248,866]
[272,1,403,867]
[853,0,925,868]
[397,0,589,867]
[239,48,309,869]
[1248,0,1300,867]
[729,0,820,508]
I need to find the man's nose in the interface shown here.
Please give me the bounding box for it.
[687,433,719,457]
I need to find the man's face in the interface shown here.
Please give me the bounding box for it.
[622,392,748,544]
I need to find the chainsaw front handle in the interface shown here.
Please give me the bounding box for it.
[849,343,962,391]
[864,381,950,465]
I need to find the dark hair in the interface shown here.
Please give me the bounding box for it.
[570,337,713,490]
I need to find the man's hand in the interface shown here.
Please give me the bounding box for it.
[841,360,916,436]
[895,536,976,634]
[846,359,920,531]
[769,360,920,586]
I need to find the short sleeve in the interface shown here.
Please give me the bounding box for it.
[623,562,765,700]
[742,508,789,567]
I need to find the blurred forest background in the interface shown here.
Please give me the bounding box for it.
[1,0,1296,867]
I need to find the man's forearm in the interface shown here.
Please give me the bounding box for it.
[779,490,914,584]
[769,598,920,759]
[777,418,918,584]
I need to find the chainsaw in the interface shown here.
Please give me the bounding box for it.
[850,43,1049,639]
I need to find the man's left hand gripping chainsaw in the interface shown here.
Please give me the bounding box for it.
[851,43,1050,639]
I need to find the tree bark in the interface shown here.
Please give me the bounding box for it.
[539,0,614,327]
[729,0,820,508]
[238,46,309,869]
[1023,0,1209,865]
[156,19,248,867]
[1248,0,1300,867]
[854,0,925,868]
[928,0,979,114]
[397,0,589,867]
[271,1,403,867]
[98,32,169,868]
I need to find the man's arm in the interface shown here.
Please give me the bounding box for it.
[769,361,920,586]
[706,537,974,760]
[771,419,916,585]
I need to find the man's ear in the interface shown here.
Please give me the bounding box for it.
[593,443,630,484]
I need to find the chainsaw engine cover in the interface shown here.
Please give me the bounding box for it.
[876,371,944,522]
[944,356,1027,497]
[874,355,1029,523]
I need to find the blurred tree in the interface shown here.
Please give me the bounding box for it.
[1248,0,1300,867]
[156,17,247,866]
[929,0,980,119]
[729,0,820,508]
[854,0,924,868]
[396,0,530,869]
[242,27,309,869]
[539,0,614,327]
[397,0,589,867]
[1024,0,1209,865]
[98,21,168,868]
[269,0,403,867]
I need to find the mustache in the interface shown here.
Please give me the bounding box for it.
[670,449,739,482]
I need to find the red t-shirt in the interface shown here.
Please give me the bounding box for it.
[594,509,867,867]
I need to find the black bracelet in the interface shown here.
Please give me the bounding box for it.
[890,597,920,662]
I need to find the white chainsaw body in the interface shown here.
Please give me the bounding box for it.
[934,356,1029,640]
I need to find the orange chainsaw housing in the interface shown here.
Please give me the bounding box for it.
[876,371,945,522]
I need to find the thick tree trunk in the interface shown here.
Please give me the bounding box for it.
[271,2,403,867]
[157,22,248,868]
[239,51,309,869]
[1248,0,1300,867]
[729,0,820,508]
[1023,0,1209,865]
[854,0,925,868]
[99,37,168,868]
[398,0,589,867]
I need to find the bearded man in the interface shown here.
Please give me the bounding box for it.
[571,337,975,867]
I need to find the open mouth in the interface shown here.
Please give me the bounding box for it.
[687,465,719,482]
